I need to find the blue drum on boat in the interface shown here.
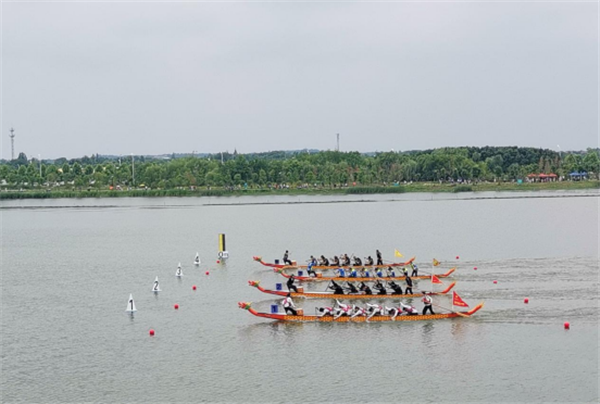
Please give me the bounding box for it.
[275,259,280,264]
[275,283,282,291]
[298,270,303,276]
[270,304,278,314]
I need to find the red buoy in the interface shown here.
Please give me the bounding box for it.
[192,285,197,290]
[174,304,179,309]
[474,267,478,270]
[493,280,498,284]
[205,271,210,275]
[456,256,460,259]
[216,260,220,264]
[564,322,570,330]
[149,329,155,336]
[524,298,529,304]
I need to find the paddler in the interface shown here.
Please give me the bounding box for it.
[401,302,419,315]
[281,293,298,315]
[422,292,435,315]
[336,267,346,278]
[317,306,334,317]
[376,249,383,266]
[286,274,298,293]
[331,256,340,266]
[385,305,403,320]
[328,280,345,295]
[373,280,387,295]
[333,300,352,319]
[342,254,351,266]
[283,250,292,266]
[345,282,359,294]
[350,305,367,319]
[366,303,384,321]
[404,274,414,295]
[353,256,363,266]
[359,282,373,295]
[388,280,403,295]
[320,255,330,266]
[365,256,374,266]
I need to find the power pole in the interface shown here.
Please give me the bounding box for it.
[9,128,15,160]
[336,133,340,152]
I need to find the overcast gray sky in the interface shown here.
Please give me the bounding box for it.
[1,1,598,159]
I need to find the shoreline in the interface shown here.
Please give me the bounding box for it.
[1,187,598,209]
[0,180,598,201]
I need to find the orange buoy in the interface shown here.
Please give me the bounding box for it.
[192,285,197,290]
[174,304,179,309]
[149,329,155,336]
[524,298,529,304]
[564,322,570,330]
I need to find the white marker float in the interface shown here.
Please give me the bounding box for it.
[176,263,183,277]
[194,253,201,266]
[126,293,137,312]
[152,276,161,292]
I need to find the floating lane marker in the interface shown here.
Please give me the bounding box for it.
[152,276,161,292]
[126,293,137,313]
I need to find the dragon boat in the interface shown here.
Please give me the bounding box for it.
[253,256,416,270]
[238,301,484,322]
[273,266,456,283]
[247,280,457,299]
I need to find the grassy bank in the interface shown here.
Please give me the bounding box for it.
[0,180,597,200]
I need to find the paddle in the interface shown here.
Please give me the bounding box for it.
[432,303,469,317]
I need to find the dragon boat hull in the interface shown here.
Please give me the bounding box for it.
[248,280,456,299]
[274,267,456,282]
[253,256,415,270]
[238,302,484,322]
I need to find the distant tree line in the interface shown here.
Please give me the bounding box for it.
[1,147,598,191]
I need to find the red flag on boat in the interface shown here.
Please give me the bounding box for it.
[431,274,442,284]
[452,291,469,307]
[433,258,440,266]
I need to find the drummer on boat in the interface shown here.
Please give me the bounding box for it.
[282,293,298,315]
[287,274,298,293]
[404,274,414,294]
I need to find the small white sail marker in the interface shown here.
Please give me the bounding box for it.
[152,276,161,292]
[126,293,137,312]
[194,253,201,266]
[176,263,183,277]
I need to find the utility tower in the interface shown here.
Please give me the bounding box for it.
[336,133,340,152]
[9,128,15,160]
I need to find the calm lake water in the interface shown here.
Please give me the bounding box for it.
[1,191,598,403]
